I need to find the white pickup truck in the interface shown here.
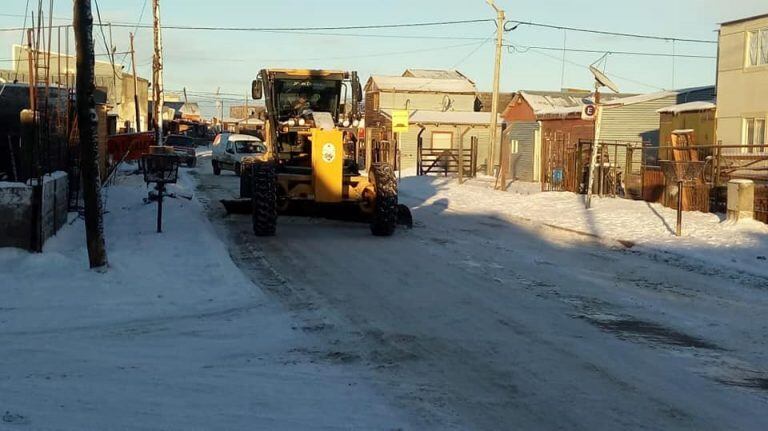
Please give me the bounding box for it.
[211,133,265,176]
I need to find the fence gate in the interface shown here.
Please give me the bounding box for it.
[417,140,477,177]
[541,133,579,192]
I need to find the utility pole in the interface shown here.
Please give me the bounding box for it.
[152,0,164,145]
[585,88,602,209]
[129,32,141,132]
[215,87,223,126]
[73,0,108,269]
[486,0,505,177]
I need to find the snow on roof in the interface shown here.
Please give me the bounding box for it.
[657,101,716,114]
[383,109,501,126]
[535,106,584,117]
[520,91,589,113]
[366,76,477,94]
[603,86,714,107]
[401,69,473,83]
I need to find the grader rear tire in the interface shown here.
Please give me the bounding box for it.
[251,163,277,236]
[370,163,398,236]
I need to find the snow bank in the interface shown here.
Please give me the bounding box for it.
[400,175,768,278]
[0,169,412,429]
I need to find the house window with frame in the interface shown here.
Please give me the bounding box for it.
[744,118,766,153]
[747,29,768,67]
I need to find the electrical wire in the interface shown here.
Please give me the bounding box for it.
[505,19,717,44]
[119,0,148,66]
[160,40,490,64]
[503,43,716,59]
[506,43,666,91]
[105,18,494,32]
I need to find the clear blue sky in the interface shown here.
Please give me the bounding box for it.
[1,0,766,116]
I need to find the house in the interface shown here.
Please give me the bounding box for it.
[716,13,768,152]
[475,91,516,113]
[500,90,630,182]
[364,74,500,171]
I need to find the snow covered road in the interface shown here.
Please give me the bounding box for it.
[194,159,768,430]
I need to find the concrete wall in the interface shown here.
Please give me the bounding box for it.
[0,172,68,251]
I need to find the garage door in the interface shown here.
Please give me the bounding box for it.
[431,131,453,149]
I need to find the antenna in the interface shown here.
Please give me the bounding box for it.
[589,65,620,93]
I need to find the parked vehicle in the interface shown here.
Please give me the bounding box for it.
[164,134,197,167]
[211,133,265,176]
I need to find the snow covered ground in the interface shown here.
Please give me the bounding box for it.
[0,166,414,430]
[401,175,768,278]
[190,158,768,430]
[3,159,768,430]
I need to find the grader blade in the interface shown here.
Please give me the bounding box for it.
[220,199,252,214]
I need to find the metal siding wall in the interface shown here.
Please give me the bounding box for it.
[506,122,539,182]
[600,97,675,171]
[378,92,476,112]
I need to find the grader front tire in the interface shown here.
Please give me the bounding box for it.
[370,163,398,236]
[251,163,277,236]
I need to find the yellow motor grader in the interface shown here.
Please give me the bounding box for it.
[223,68,411,236]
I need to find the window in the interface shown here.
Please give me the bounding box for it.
[372,92,380,111]
[747,29,768,67]
[744,118,766,153]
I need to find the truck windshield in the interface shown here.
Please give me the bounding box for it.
[274,79,341,120]
[234,140,265,154]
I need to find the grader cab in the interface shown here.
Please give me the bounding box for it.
[228,68,411,236]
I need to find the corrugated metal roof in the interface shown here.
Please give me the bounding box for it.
[656,101,716,114]
[603,86,715,107]
[366,76,477,94]
[520,90,634,115]
[382,109,500,125]
[401,69,473,83]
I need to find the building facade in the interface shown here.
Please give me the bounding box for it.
[716,13,768,152]
[364,73,500,171]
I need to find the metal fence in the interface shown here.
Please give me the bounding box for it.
[542,140,768,223]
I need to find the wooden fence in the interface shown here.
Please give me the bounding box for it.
[417,140,478,178]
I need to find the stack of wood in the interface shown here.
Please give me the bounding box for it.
[668,130,709,212]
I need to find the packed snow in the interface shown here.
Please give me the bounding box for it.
[399,174,768,278]
[0,166,413,430]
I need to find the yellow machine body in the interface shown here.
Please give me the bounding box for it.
[310,129,344,203]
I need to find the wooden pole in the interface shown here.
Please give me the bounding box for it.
[129,32,141,132]
[74,0,108,269]
[585,85,602,209]
[152,0,164,145]
[486,1,505,177]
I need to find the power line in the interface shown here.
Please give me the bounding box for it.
[504,43,716,59]
[506,43,666,91]
[119,0,148,66]
[160,40,489,63]
[105,18,494,32]
[505,19,717,44]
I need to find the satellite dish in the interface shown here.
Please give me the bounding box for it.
[589,66,620,94]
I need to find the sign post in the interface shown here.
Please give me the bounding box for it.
[391,110,410,181]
